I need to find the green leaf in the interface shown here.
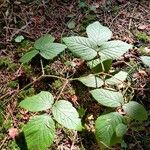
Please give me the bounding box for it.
[87,58,112,73]
[19,50,39,63]
[90,89,124,107]
[77,74,103,88]
[20,91,54,112]
[123,101,148,121]
[34,34,55,50]
[15,35,24,43]
[52,100,82,131]
[63,36,97,60]
[115,123,128,137]
[39,43,67,59]
[95,112,123,147]
[106,71,128,85]
[67,21,75,29]
[23,115,55,150]
[99,40,132,59]
[141,56,150,67]
[86,21,112,45]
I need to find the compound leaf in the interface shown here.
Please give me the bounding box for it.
[86,21,112,45]
[95,112,123,147]
[52,100,82,131]
[90,89,124,107]
[99,40,132,59]
[115,123,128,137]
[63,36,97,60]
[123,101,148,121]
[23,115,55,150]
[78,74,103,88]
[141,56,150,67]
[34,34,55,50]
[39,43,67,60]
[19,50,39,63]
[106,71,128,85]
[20,91,54,112]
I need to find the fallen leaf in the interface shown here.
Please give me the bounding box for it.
[138,70,148,77]
[138,25,148,30]
[71,95,78,104]
[8,128,19,139]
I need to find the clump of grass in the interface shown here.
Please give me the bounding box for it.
[136,32,150,43]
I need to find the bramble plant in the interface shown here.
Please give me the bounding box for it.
[19,21,148,149]
[19,91,82,150]
[20,34,67,63]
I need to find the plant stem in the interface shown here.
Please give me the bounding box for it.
[56,79,69,101]
[42,74,67,80]
[20,76,43,92]
[40,58,45,75]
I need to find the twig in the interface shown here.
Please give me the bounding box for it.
[128,4,137,30]
[0,91,14,101]
[70,131,77,150]
[139,3,150,12]
[0,136,8,150]
[56,79,69,101]
[109,2,130,27]
[9,21,31,41]
[19,76,43,92]
[43,75,67,81]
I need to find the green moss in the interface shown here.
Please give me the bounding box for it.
[22,64,32,76]
[18,88,35,100]
[8,80,18,89]
[112,5,120,14]
[16,39,34,57]
[7,140,20,150]
[0,117,13,132]
[0,57,17,71]
[67,87,75,95]
[136,32,150,43]
[52,80,63,89]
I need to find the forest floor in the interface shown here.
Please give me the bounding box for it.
[0,0,150,150]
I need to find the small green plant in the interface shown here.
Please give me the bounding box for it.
[136,32,150,43]
[20,34,67,63]
[19,91,82,150]
[19,21,148,149]
[75,71,148,148]
[141,56,150,67]
[63,21,132,72]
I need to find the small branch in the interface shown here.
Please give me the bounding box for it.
[56,79,69,101]
[128,4,137,30]
[70,131,77,150]
[21,76,43,91]
[9,21,31,41]
[43,75,67,81]
[40,58,45,75]
[0,136,8,150]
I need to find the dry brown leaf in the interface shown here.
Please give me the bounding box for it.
[138,70,148,77]
[138,24,148,30]
[71,95,78,104]
[8,128,19,139]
